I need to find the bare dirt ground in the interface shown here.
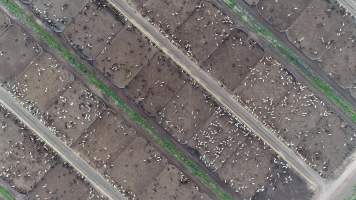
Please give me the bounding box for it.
[272,87,355,178]
[319,15,356,89]
[218,139,313,200]
[236,57,292,115]
[64,1,125,60]
[320,36,356,89]
[252,160,313,200]
[0,25,41,82]
[137,164,213,200]
[202,28,264,92]
[191,111,248,171]
[216,133,274,199]
[46,81,107,146]
[30,0,89,29]
[125,52,187,117]
[28,163,107,200]
[235,56,356,178]
[0,106,56,193]
[138,0,201,35]
[257,0,311,31]
[157,83,216,144]
[72,111,137,174]
[107,136,168,196]
[9,53,74,111]
[122,0,234,72]
[173,1,234,62]
[96,25,157,88]
[286,0,350,60]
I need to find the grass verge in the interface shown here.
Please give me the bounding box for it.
[0,186,15,200]
[346,186,356,200]
[223,0,356,123]
[0,0,234,199]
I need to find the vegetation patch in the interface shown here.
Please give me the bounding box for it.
[0,186,15,200]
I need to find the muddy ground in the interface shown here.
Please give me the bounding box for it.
[318,11,356,90]
[126,1,235,63]
[0,106,56,193]
[107,137,168,195]
[202,28,264,92]
[30,0,89,29]
[137,164,213,200]
[235,56,356,178]
[257,0,311,31]
[320,33,356,89]
[157,83,217,144]
[9,53,74,111]
[138,0,201,35]
[45,80,107,146]
[64,1,125,60]
[286,0,350,60]
[173,1,233,62]
[72,111,137,174]
[0,25,41,82]
[125,52,188,117]
[96,25,157,88]
[28,163,107,200]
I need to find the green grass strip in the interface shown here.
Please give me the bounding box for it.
[346,186,356,200]
[223,0,356,123]
[0,0,234,199]
[0,186,15,200]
